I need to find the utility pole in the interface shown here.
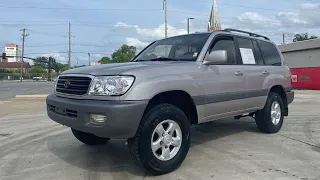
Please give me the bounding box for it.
[163,0,168,38]
[282,33,285,44]
[76,57,79,66]
[68,22,71,69]
[47,57,52,82]
[88,53,91,66]
[20,28,29,82]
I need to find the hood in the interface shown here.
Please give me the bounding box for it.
[61,61,189,76]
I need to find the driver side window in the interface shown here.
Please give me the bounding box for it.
[210,37,236,64]
[146,45,172,58]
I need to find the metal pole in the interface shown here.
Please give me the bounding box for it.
[88,53,91,66]
[187,18,189,34]
[47,57,51,81]
[187,18,194,34]
[68,22,71,69]
[164,0,168,38]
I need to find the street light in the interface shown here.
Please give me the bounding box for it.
[187,18,194,34]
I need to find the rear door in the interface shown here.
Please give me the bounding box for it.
[235,37,274,110]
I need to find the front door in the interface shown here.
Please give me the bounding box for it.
[202,35,246,121]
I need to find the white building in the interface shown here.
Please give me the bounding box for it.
[5,44,19,62]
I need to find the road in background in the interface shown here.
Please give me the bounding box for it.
[0,82,55,100]
[0,93,319,180]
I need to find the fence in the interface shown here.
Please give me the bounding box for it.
[0,73,59,81]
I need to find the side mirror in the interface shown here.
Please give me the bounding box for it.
[203,50,227,65]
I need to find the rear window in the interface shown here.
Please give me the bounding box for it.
[258,40,282,66]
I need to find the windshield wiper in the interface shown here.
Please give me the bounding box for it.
[133,59,145,62]
[149,57,177,61]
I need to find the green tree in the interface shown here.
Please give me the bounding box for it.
[60,65,69,72]
[33,56,49,68]
[98,57,112,64]
[32,56,69,73]
[0,68,13,73]
[29,66,46,74]
[53,62,68,73]
[112,45,136,63]
[293,33,318,42]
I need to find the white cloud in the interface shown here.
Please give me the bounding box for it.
[93,54,102,58]
[234,2,320,30]
[114,22,187,43]
[238,12,281,28]
[126,37,149,49]
[41,52,67,63]
[300,3,320,10]
[277,12,308,25]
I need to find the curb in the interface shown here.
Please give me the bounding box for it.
[15,94,48,99]
[293,90,320,94]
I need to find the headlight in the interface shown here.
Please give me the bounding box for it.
[88,76,134,96]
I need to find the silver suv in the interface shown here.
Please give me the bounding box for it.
[46,29,294,175]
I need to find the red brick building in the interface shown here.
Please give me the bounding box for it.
[0,62,31,73]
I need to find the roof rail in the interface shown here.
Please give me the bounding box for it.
[223,28,270,40]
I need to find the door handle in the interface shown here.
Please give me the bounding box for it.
[263,71,270,75]
[235,71,244,76]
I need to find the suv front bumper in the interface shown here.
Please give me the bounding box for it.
[46,94,148,139]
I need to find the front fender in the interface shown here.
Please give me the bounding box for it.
[120,74,205,101]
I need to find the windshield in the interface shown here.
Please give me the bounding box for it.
[133,33,211,62]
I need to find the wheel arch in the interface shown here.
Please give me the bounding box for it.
[144,90,198,125]
[268,85,288,116]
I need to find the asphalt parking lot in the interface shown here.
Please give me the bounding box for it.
[0,92,319,180]
[0,82,54,100]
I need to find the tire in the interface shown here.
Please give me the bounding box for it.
[255,92,284,133]
[71,128,110,145]
[128,104,191,175]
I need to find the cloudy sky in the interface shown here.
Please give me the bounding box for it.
[1,0,320,65]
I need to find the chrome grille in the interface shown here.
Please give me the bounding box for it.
[56,76,91,95]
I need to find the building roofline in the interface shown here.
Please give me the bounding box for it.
[279,38,320,53]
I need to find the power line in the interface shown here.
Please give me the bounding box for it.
[195,0,320,15]
[0,16,312,28]
[1,2,319,15]
[28,30,66,37]
[0,6,162,11]
[0,43,117,48]
[0,23,67,26]
[24,51,112,55]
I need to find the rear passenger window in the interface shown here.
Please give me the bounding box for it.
[258,40,282,66]
[252,40,264,65]
[236,37,258,65]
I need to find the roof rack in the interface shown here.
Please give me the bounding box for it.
[223,28,270,40]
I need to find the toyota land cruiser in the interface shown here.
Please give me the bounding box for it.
[46,29,294,175]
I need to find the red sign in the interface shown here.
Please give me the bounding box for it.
[290,67,320,90]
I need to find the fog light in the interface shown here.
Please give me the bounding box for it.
[90,114,107,124]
